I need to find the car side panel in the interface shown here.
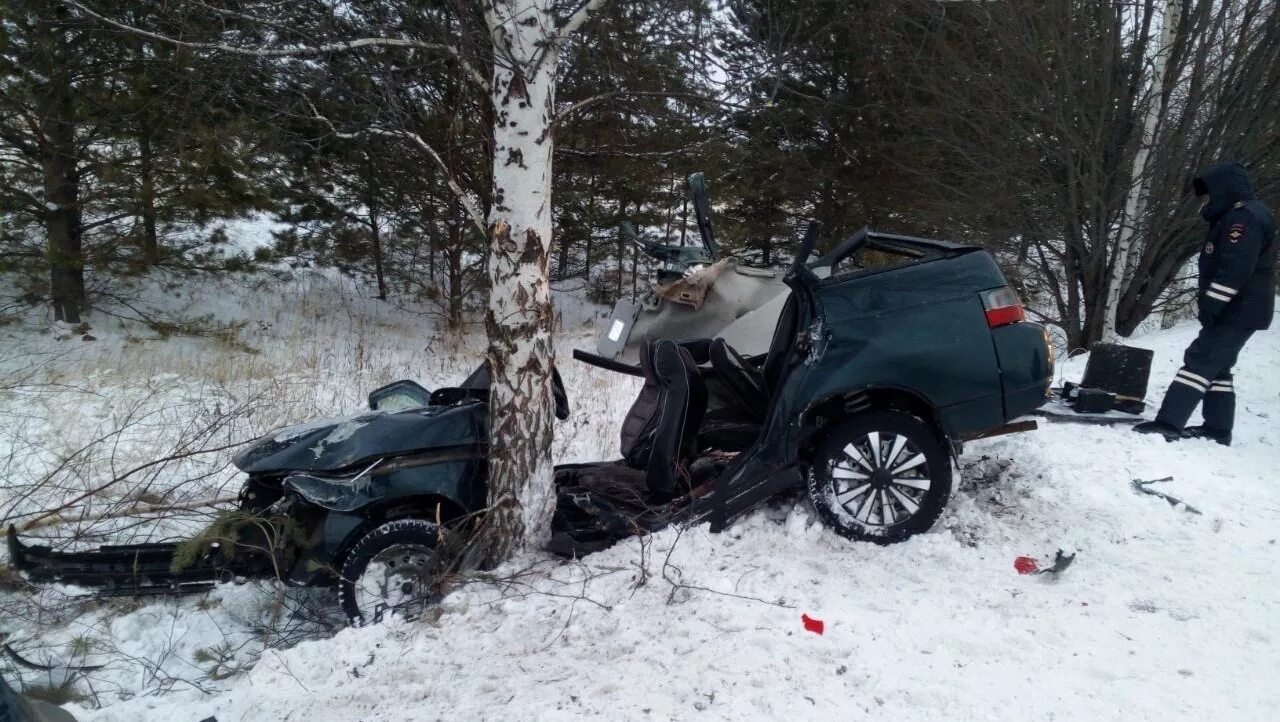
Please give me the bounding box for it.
[810,253,1007,437]
[991,321,1052,420]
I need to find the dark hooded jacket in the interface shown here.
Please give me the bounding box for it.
[1193,162,1276,330]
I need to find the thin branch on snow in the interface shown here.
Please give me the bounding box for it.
[18,495,239,533]
[64,0,490,91]
[11,439,250,532]
[660,526,794,609]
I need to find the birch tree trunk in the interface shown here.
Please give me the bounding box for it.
[481,0,563,560]
[1102,0,1179,341]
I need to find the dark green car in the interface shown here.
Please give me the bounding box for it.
[9,224,1051,621]
[689,225,1052,542]
[569,223,1052,547]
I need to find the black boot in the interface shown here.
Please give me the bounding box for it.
[1201,376,1236,443]
[1182,425,1231,446]
[1132,420,1183,441]
[1153,370,1207,429]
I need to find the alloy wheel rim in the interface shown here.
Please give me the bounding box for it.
[829,431,931,528]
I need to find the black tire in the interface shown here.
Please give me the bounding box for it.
[338,519,442,625]
[806,411,952,545]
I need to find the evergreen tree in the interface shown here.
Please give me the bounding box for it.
[552,0,722,299]
[0,1,273,323]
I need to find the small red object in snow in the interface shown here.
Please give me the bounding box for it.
[801,614,825,635]
[1014,556,1039,574]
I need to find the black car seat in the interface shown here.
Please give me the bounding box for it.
[618,340,707,499]
[709,338,768,419]
[695,300,800,452]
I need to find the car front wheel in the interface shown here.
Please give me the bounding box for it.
[338,519,443,625]
[807,411,952,544]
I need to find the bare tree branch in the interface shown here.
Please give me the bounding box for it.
[19,495,238,533]
[11,439,250,532]
[298,96,488,236]
[64,0,491,91]
[327,123,488,236]
[555,0,613,48]
[557,142,710,159]
[526,0,611,76]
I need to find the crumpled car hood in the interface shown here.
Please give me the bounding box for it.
[232,402,486,474]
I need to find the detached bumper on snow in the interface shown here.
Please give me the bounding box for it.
[6,525,246,596]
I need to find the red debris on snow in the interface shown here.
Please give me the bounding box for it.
[1014,556,1040,574]
[801,614,825,635]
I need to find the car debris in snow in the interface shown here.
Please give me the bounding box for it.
[1014,549,1077,576]
[1014,556,1040,574]
[1132,477,1203,515]
[801,614,825,635]
[1037,342,1156,423]
[3,644,104,674]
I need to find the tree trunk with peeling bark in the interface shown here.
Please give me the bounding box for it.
[481,0,566,562]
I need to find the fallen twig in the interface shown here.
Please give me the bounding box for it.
[661,525,793,609]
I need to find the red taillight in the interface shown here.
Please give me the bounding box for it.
[981,287,1025,328]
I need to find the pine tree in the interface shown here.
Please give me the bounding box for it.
[0,1,273,323]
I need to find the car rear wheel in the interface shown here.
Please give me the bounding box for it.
[338,519,443,625]
[807,411,951,544]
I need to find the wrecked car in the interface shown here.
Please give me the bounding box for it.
[8,224,1052,623]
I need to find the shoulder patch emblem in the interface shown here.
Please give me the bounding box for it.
[1228,223,1245,242]
[1205,242,1214,254]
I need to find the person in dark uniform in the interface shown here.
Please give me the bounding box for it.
[1134,161,1276,445]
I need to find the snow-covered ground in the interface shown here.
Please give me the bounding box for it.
[2,267,1278,721]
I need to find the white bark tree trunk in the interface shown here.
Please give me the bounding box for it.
[481,0,562,560]
[1102,0,1179,341]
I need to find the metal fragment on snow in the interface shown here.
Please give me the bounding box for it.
[1132,477,1202,515]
